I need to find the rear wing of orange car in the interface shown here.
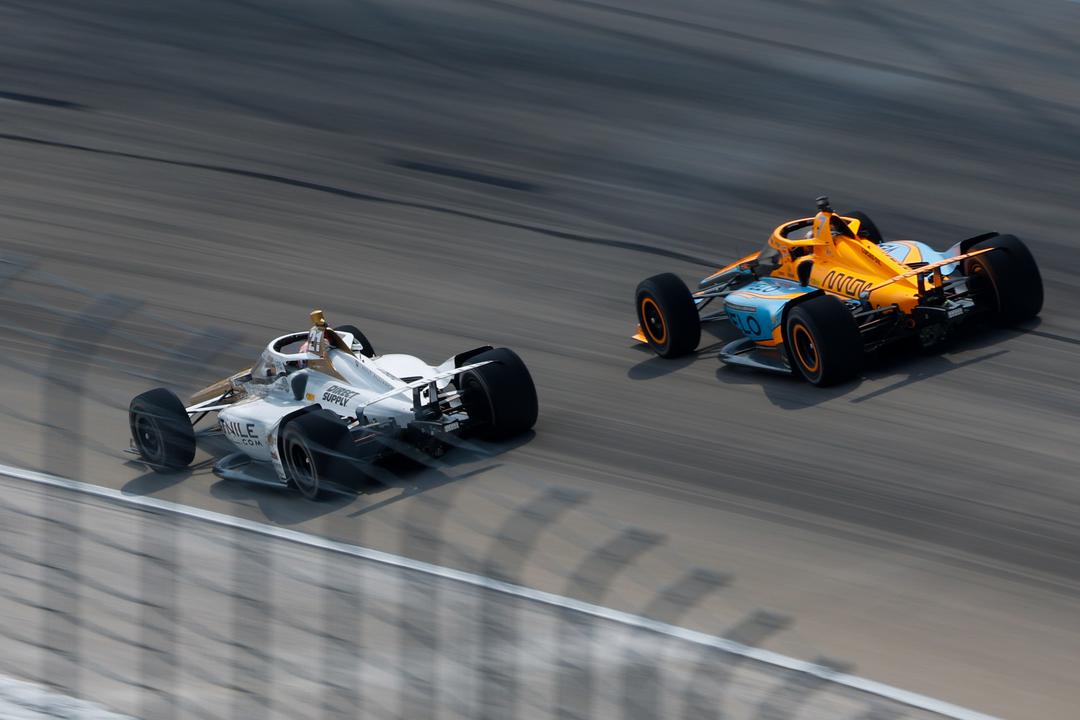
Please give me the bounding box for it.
[865,247,993,296]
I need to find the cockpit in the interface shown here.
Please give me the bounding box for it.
[250,332,315,383]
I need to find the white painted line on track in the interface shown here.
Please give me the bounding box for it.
[0,462,1001,720]
[0,672,134,719]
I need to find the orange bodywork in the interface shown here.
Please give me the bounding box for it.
[688,212,972,316]
[767,213,915,310]
[633,209,985,345]
[763,212,982,314]
[701,252,762,285]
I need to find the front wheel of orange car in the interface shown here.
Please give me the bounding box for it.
[784,295,863,386]
[635,273,701,358]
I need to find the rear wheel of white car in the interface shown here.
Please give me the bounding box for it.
[635,273,700,358]
[281,410,352,500]
[334,324,375,358]
[128,388,196,471]
[964,234,1043,325]
[457,348,538,440]
[784,295,863,387]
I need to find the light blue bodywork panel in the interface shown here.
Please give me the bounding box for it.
[723,278,817,343]
[879,241,960,276]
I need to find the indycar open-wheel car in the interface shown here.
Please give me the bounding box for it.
[634,197,1043,386]
[128,310,538,498]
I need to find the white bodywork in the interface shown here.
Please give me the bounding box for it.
[189,327,488,483]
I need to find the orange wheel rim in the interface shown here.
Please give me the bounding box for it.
[791,322,819,373]
[640,297,667,345]
[970,259,1001,310]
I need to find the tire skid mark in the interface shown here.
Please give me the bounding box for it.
[0,132,718,268]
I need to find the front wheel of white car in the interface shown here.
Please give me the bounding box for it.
[128,388,196,471]
[457,348,538,440]
[281,410,352,500]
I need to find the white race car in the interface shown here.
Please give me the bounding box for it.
[128,310,538,498]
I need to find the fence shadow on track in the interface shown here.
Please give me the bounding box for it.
[0,253,943,719]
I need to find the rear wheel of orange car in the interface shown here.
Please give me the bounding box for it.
[964,234,1042,325]
[784,295,863,386]
[844,210,885,244]
[635,273,700,358]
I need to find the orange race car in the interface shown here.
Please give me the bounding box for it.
[634,196,1043,386]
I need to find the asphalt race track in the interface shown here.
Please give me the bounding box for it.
[2,0,1080,718]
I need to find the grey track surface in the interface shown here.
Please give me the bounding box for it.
[1,0,1079,717]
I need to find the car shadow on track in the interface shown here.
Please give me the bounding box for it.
[1020,324,1080,348]
[714,364,858,409]
[207,477,358,524]
[122,425,535,526]
[711,318,1032,408]
[345,431,536,519]
[849,350,1009,404]
[120,457,216,496]
[626,325,732,380]
[847,318,1035,403]
[346,464,498,519]
[119,430,359,524]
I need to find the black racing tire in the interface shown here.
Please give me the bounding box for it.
[635,273,701,358]
[129,388,196,471]
[963,234,1043,325]
[457,347,538,440]
[281,409,353,499]
[334,324,375,358]
[845,210,885,244]
[784,295,863,386]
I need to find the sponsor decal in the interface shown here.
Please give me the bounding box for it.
[305,393,315,401]
[729,311,763,336]
[306,327,324,354]
[220,419,262,447]
[747,283,788,295]
[322,384,360,407]
[822,269,871,298]
[860,245,887,266]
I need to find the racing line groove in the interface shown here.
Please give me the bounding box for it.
[0,132,718,268]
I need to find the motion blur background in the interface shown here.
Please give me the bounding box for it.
[2,0,1079,718]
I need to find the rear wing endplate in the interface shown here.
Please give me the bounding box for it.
[864,247,993,294]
